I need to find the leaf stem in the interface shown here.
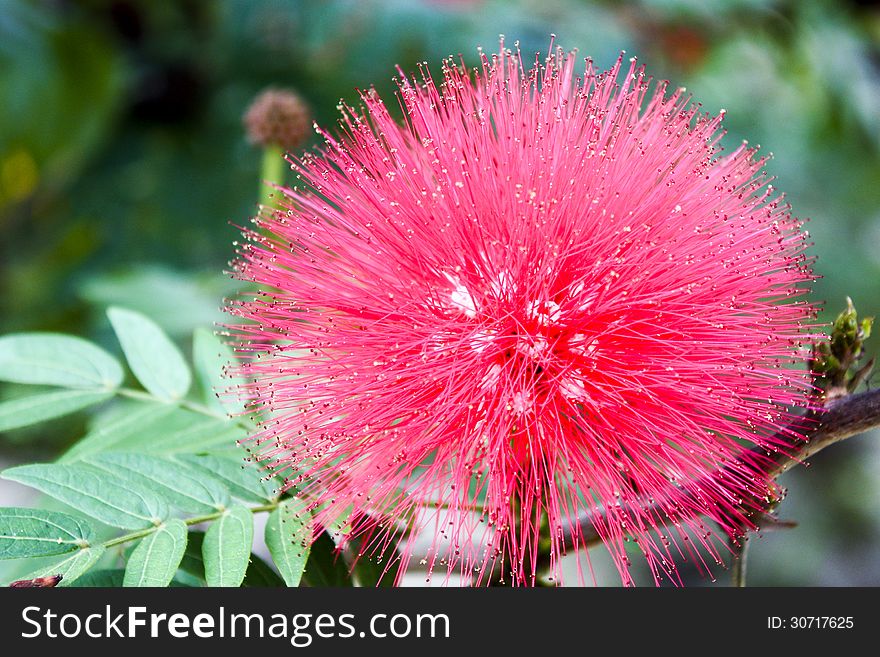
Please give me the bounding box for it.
[101,502,278,549]
[103,527,158,549]
[117,387,255,431]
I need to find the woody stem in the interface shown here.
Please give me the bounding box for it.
[550,386,880,564]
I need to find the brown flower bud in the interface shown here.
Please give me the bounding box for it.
[243,88,311,150]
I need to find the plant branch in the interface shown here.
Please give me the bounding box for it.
[729,535,750,587]
[764,387,880,478]
[101,502,278,549]
[559,386,880,553]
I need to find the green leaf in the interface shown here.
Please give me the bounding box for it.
[193,328,244,415]
[2,463,168,530]
[9,545,105,587]
[242,553,285,587]
[0,333,123,389]
[203,505,253,587]
[59,402,176,462]
[107,307,191,401]
[0,507,94,559]
[265,500,311,587]
[0,389,113,432]
[60,404,244,462]
[123,519,187,587]
[136,413,246,455]
[303,532,351,587]
[87,453,230,514]
[177,454,278,503]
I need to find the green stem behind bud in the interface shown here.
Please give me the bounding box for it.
[259,144,286,209]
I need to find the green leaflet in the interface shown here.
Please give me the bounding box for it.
[123,519,188,587]
[203,505,253,587]
[0,389,113,432]
[139,414,246,455]
[0,333,123,390]
[264,500,311,587]
[107,307,191,401]
[177,454,279,503]
[59,401,177,462]
[181,530,285,587]
[60,404,244,462]
[87,453,230,514]
[2,463,168,530]
[0,507,94,559]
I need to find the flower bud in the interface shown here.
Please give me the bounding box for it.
[243,88,311,150]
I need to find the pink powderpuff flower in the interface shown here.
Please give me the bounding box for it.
[227,41,818,586]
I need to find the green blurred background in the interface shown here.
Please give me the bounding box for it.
[1,0,879,585]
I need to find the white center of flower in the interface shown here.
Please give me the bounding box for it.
[445,273,478,318]
[558,372,591,402]
[436,271,600,413]
[509,390,533,414]
[526,299,562,325]
[569,333,600,357]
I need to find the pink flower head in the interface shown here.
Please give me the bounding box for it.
[228,41,817,586]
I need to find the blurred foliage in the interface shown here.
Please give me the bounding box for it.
[1,0,879,585]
